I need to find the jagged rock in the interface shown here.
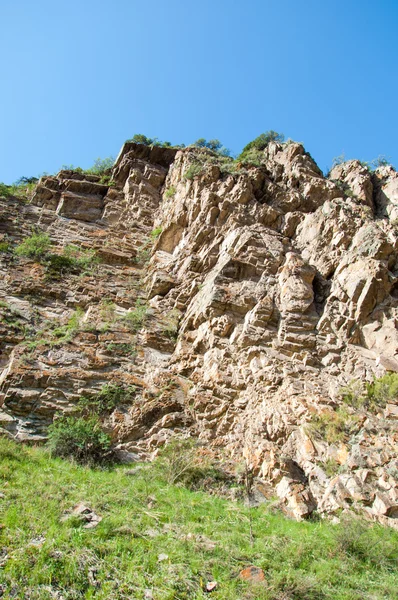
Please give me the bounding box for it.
[1,141,398,523]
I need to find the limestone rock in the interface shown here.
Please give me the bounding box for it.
[1,142,398,523]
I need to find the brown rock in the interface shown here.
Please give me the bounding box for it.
[239,566,266,583]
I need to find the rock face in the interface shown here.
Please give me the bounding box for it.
[1,141,398,524]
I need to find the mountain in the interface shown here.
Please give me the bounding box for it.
[1,139,397,524]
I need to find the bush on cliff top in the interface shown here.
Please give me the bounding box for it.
[238,130,285,161]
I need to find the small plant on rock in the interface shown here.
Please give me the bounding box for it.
[150,226,162,239]
[184,162,203,180]
[121,299,148,332]
[78,383,137,416]
[164,186,176,198]
[15,232,51,260]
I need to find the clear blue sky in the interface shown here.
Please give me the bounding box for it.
[1,0,397,183]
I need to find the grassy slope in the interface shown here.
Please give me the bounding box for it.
[0,438,397,600]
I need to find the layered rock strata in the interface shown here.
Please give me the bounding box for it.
[1,141,397,524]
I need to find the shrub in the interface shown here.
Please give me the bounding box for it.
[193,138,231,156]
[366,373,398,407]
[0,241,10,253]
[105,342,136,356]
[155,438,227,488]
[128,134,153,145]
[98,174,115,186]
[372,155,392,168]
[85,156,115,175]
[330,153,346,168]
[47,415,112,465]
[340,373,398,412]
[60,164,84,173]
[126,134,173,148]
[238,131,285,161]
[78,384,137,416]
[15,232,51,260]
[0,183,12,198]
[184,162,203,180]
[308,407,360,444]
[162,309,180,341]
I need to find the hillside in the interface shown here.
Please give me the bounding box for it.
[0,436,397,599]
[0,137,398,524]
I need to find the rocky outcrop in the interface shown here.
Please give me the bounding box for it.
[1,141,397,524]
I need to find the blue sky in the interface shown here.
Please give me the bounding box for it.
[1,0,397,183]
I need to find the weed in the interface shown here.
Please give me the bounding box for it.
[366,372,398,407]
[238,131,285,161]
[106,342,136,356]
[85,156,115,175]
[150,226,163,239]
[321,458,340,477]
[0,241,10,253]
[0,182,12,197]
[121,300,148,332]
[45,245,98,278]
[164,185,176,198]
[340,373,398,412]
[100,298,116,322]
[126,134,174,147]
[52,308,84,344]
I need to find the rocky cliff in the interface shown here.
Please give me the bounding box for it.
[1,140,398,524]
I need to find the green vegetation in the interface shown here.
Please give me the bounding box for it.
[0,182,12,197]
[60,157,115,177]
[150,226,163,239]
[85,157,115,176]
[47,415,112,465]
[193,138,231,156]
[308,407,360,444]
[184,162,204,180]
[0,240,11,253]
[126,134,175,148]
[77,384,137,416]
[15,232,51,259]
[0,436,398,599]
[52,308,84,344]
[45,244,98,279]
[238,131,285,162]
[164,185,176,198]
[308,374,398,445]
[341,373,398,412]
[105,341,136,356]
[0,177,38,200]
[14,233,98,278]
[121,299,148,332]
[162,309,180,342]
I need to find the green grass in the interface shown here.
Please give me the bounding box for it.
[0,437,397,599]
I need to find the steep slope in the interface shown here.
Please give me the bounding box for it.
[1,141,398,523]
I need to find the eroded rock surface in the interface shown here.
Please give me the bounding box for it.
[1,141,397,524]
